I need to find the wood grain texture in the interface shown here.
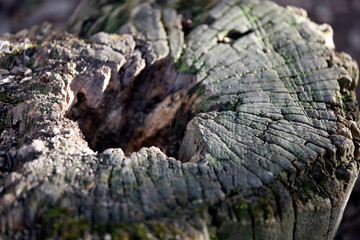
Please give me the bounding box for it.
[0,0,359,239]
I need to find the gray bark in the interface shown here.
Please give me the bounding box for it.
[0,0,359,239]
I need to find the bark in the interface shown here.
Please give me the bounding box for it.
[0,0,359,239]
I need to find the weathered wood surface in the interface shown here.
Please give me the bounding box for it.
[0,0,359,239]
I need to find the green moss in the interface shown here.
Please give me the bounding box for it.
[312,193,324,203]
[150,221,182,240]
[103,1,138,33]
[227,98,240,111]
[64,78,69,87]
[0,53,16,69]
[178,60,192,73]
[209,227,219,240]
[341,90,353,113]
[21,110,28,126]
[152,222,167,239]
[335,93,342,105]
[254,199,272,221]
[300,186,312,199]
[25,118,34,133]
[234,199,251,217]
[0,44,37,69]
[0,92,24,105]
[232,196,255,227]
[236,202,250,212]
[26,59,36,71]
[52,97,61,103]
[177,57,199,74]
[110,229,130,240]
[229,189,241,197]
[105,221,184,240]
[42,206,186,240]
[132,223,151,239]
[42,207,89,240]
[104,222,149,240]
[277,171,288,183]
[341,90,352,102]
[31,84,50,95]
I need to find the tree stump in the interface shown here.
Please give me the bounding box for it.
[0,0,359,239]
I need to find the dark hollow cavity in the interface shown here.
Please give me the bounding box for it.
[218,29,254,44]
[227,29,254,40]
[67,60,195,158]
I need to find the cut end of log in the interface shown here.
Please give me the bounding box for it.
[0,0,359,239]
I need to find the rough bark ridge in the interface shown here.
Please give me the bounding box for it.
[0,0,359,239]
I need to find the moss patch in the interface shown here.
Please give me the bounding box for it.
[42,207,89,240]
[0,92,25,105]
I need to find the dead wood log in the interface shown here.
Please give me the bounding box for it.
[0,0,359,239]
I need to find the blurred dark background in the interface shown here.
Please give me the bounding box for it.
[0,0,359,239]
[273,0,360,65]
[0,0,81,33]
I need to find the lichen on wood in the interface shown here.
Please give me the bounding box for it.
[0,0,359,239]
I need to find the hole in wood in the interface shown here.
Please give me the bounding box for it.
[227,29,253,40]
[218,29,254,44]
[66,60,195,158]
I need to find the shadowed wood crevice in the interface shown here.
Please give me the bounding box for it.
[66,57,195,156]
[0,0,359,240]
